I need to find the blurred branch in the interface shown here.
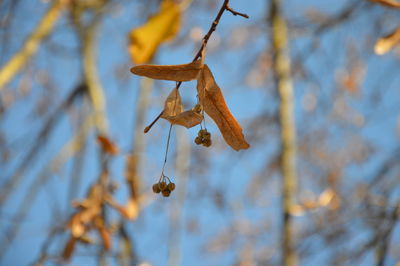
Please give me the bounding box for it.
[0,114,94,261]
[125,77,153,210]
[375,201,399,266]
[31,226,62,266]
[0,83,85,205]
[117,223,138,266]
[67,102,90,205]
[82,12,109,135]
[0,0,65,90]
[270,0,297,266]
[315,1,361,34]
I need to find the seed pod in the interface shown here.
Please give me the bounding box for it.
[152,183,161,193]
[194,137,202,145]
[159,181,167,191]
[162,189,171,197]
[167,183,176,191]
[203,139,212,147]
[198,129,206,137]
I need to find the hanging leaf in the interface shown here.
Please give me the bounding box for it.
[369,0,400,8]
[128,0,181,64]
[374,27,400,55]
[165,110,203,128]
[197,65,250,151]
[161,87,184,117]
[161,88,203,128]
[130,59,203,81]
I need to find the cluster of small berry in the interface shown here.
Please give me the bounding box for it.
[152,178,176,197]
[194,129,212,147]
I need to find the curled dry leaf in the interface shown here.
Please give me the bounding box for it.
[374,27,400,55]
[166,110,203,128]
[197,65,250,151]
[369,0,400,8]
[128,0,181,64]
[161,88,203,128]
[97,135,119,155]
[161,87,184,117]
[131,59,203,81]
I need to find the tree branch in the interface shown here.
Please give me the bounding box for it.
[0,0,65,90]
[270,0,298,265]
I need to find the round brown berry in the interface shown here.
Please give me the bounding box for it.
[198,129,205,137]
[167,183,176,191]
[194,137,202,145]
[152,183,161,193]
[162,189,171,197]
[203,139,212,147]
[159,181,167,191]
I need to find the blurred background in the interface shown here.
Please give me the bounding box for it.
[0,0,400,265]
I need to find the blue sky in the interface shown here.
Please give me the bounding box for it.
[1,0,400,265]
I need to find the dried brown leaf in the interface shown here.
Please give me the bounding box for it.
[160,88,203,128]
[130,59,203,81]
[161,88,184,117]
[374,27,400,55]
[165,110,203,128]
[97,135,119,155]
[197,65,250,151]
[62,237,77,261]
[369,0,400,8]
[128,0,181,64]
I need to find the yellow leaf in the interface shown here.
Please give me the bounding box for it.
[128,0,181,64]
[197,65,250,151]
[374,27,400,55]
[130,59,203,81]
[369,0,400,8]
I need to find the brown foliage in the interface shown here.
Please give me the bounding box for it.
[197,65,250,151]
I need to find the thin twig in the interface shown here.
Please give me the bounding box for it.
[225,5,249,18]
[144,111,163,133]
